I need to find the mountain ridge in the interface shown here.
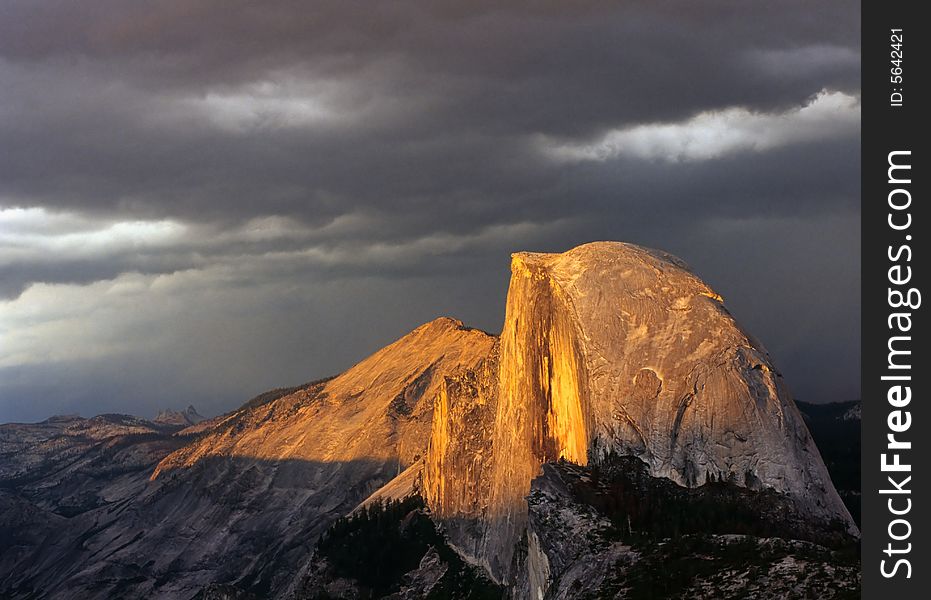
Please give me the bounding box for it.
[0,242,858,599]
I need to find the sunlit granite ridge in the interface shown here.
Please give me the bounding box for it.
[424,241,856,582]
[0,242,855,599]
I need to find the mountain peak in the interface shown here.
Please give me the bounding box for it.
[0,242,857,599]
[426,241,856,581]
[154,405,205,426]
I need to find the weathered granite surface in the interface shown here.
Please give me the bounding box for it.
[0,242,854,598]
[424,242,855,583]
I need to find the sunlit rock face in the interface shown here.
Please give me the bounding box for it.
[154,317,494,482]
[480,249,593,578]
[0,318,495,600]
[423,343,500,560]
[425,241,855,582]
[0,242,855,598]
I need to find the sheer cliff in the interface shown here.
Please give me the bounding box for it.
[424,242,856,582]
[0,242,855,599]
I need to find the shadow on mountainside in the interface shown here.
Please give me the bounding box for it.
[794,400,861,526]
[1,456,402,600]
[0,398,862,600]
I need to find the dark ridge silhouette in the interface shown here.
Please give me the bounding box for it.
[547,455,856,549]
[301,496,503,599]
[794,400,861,526]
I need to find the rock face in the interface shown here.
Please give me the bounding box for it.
[518,463,639,600]
[0,242,856,599]
[516,460,859,600]
[424,242,855,582]
[154,405,206,426]
[152,318,493,483]
[0,414,186,517]
[422,343,500,560]
[0,318,494,599]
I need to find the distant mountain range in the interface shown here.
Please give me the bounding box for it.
[0,243,861,599]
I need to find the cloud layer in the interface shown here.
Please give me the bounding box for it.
[0,1,860,422]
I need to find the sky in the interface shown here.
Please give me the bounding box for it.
[0,1,861,423]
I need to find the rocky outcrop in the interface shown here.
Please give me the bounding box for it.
[422,343,500,561]
[518,463,639,600]
[513,458,858,599]
[153,318,493,482]
[0,318,494,599]
[0,242,856,599]
[293,496,503,600]
[424,242,856,582]
[154,405,206,427]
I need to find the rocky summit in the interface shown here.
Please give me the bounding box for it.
[0,242,859,599]
[425,242,856,584]
[155,406,207,427]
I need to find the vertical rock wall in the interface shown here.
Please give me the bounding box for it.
[480,253,592,580]
[423,348,500,561]
[424,242,856,586]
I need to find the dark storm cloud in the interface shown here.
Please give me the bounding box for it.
[1,0,858,216]
[0,1,860,422]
